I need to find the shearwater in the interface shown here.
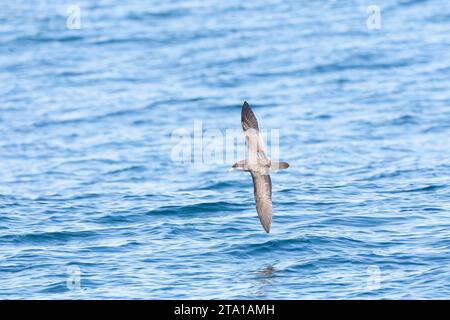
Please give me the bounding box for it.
[232,101,289,233]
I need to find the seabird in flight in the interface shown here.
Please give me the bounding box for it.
[232,101,289,233]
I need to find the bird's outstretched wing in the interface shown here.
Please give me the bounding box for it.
[251,172,272,233]
[241,101,268,164]
[241,101,259,132]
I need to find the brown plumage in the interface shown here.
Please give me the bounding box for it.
[232,101,289,233]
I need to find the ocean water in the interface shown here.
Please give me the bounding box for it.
[1,0,450,299]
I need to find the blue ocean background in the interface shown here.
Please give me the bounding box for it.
[1,0,450,299]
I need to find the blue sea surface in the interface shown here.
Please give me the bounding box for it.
[1,0,450,299]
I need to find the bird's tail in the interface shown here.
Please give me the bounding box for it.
[270,161,289,171]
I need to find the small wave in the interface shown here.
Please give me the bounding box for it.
[196,180,238,190]
[38,282,70,294]
[386,184,447,193]
[80,241,141,253]
[398,0,428,8]
[33,193,104,202]
[13,34,84,45]
[148,201,247,216]
[227,235,365,256]
[94,210,155,225]
[0,230,98,244]
[126,9,188,21]
[385,115,419,126]
[362,168,415,181]
[105,165,147,175]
